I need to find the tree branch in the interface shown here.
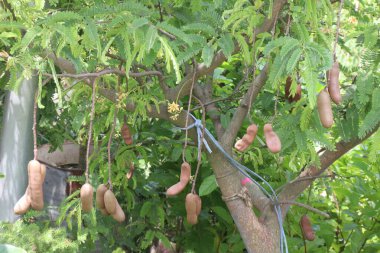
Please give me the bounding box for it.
[278,123,380,213]
[165,47,239,101]
[194,77,225,139]
[221,64,269,148]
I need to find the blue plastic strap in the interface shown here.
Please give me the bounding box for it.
[180,118,212,154]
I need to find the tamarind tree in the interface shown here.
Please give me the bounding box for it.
[0,0,379,252]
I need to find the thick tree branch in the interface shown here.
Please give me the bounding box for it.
[165,47,239,101]
[194,77,225,139]
[221,64,269,148]
[255,0,288,35]
[278,124,380,213]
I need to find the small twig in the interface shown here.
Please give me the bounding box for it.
[158,28,176,40]
[85,78,97,183]
[285,14,291,36]
[43,68,163,79]
[42,77,52,86]
[279,201,330,218]
[333,0,344,61]
[157,1,164,22]
[33,91,38,160]
[107,107,118,190]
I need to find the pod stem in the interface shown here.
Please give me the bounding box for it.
[85,78,97,183]
[33,91,38,160]
[333,0,344,61]
[107,76,121,190]
[190,96,206,194]
[182,63,197,163]
[279,201,329,218]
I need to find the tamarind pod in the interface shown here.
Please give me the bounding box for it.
[317,89,334,128]
[166,182,186,196]
[195,194,202,216]
[234,139,248,152]
[80,183,94,212]
[121,124,133,145]
[96,184,108,210]
[166,162,191,196]
[28,160,44,210]
[185,193,199,225]
[300,215,315,241]
[125,162,134,180]
[112,202,126,223]
[242,134,254,145]
[285,77,302,103]
[246,124,258,138]
[40,163,46,182]
[328,61,342,105]
[264,124,282,153]
[179,162,191,183]
[100,208,110,216]
[104,190,117,214]
[13,188,31,215]
[186,214,198,225]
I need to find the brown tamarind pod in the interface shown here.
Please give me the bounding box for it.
[264,124,282,153]
[185,193,199,225]
[112,202,126,223]
[328,61,342,105]
[195,194,202,216]
[96,184,109,215]
[80,183,94,212]
[234,124,258,152]
[166,162,191,196]
[14,188,31,215]
[28,160,44,210]
[300,215,315,241]
[179,162,191,183]
[121,123,133,145]
[246,124,258,138]
[40,164,46,182]
[125,162,135,180]
[317,89,334,128]
[234,139,248,152]
[104,190,117,214]
[285,77,302,102]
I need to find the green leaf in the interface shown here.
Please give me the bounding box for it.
[199,175,218,196]
[201,45,214,67]
[286,48,302,73]
[146,26,158,51]
[211,206,233,224]
[158,36,181,83]
[218,33,234,59]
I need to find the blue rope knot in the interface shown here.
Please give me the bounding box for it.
[180,117,212,154]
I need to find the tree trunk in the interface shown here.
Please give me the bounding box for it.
[208,149,281,253]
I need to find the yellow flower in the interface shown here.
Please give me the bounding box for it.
[168,101,180,113]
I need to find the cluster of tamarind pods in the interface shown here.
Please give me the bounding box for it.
[285,61,341,129]
[14,160,46,214]
[234,123,281,154]
[79,183,125,222]
[318,61,341,128]
[166,162,202,225]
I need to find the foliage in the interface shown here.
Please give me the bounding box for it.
[0,0,379,252]
[0,220,79,253]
